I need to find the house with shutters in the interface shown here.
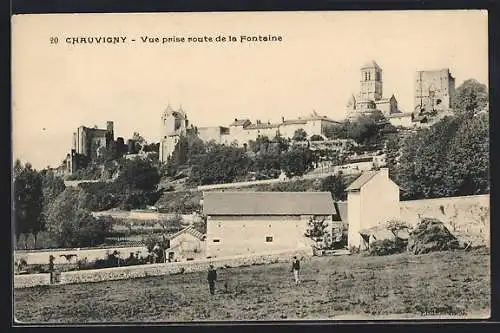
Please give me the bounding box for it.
[202,191,338,258]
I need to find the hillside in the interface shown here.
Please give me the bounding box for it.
[14,248,489,322]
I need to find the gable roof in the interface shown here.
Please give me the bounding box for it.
[167,226,205,241]
[203,191,336,216]
[345,170,379,191]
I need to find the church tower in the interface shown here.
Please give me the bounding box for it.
[159,104,188,163]
[359,60,383,102]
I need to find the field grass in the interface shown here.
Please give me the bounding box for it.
[14,248,490,323]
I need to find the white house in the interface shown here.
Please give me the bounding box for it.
[346,168,400,250]
[202,191,337,258]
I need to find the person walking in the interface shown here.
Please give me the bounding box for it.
[207,264,217,295]
[291,256,301,285]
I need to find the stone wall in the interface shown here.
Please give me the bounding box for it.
[14,248,311,289]
[400,194,489,246]
[14,246,149,265]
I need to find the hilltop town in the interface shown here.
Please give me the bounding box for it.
[13,60,489,320]
[59,61,465,178]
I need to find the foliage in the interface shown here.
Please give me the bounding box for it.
[13,160,44,239]
[193,215,207,234]
[66,162,103,180]
[166,134,206,177]
[443,113,489,196]
[368,238,408,256]
[156,190,203,214]
[279,146,313,177]
[292,128,308,142]
[158,214,184,233]
[397,112,488,200]
[304,216,335,250]
[320,175,347,201]
[452,79,488,115]
[310,134,324,141]
[384,133,401,180]
[44,187,113,247]
[189,143,252,185]
[116,158,161,192]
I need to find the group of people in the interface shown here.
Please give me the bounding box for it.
[206,256,301,295]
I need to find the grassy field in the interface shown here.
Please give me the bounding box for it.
[14,248,490,323]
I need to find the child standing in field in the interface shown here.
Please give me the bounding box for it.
[207,264,217,295]
[291,256,301,285]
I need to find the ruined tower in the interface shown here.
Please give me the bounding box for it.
[414,69,455,114]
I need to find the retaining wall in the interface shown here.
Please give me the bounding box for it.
[14,248,311,289]
[400,194,490,246]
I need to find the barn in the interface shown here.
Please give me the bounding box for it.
[202,191,337,258]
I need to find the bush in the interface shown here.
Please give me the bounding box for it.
[369,238,408,256]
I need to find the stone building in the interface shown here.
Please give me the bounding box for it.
[203,191,337,258]
[159,105,188,163]
[414,68,455,114]
[165,226,206,262]
[72,121,114,158]
[197,112,340,148]
[346,168,400,250]
[65,121,115,173]
[345,61,401,119]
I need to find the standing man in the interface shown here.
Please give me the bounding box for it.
[291,256,301,285]
[207,264,217,295]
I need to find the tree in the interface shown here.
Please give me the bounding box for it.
[323,123,344,139]
[310,134,324,141]
[132,132,147,150]
[304,216,331,250]
[384,133,401,181]
[320,175,347,201]
[280,146,313,177]
[397,116,460,199]
[45,188,112,247]
[395,109,488,200]
[39,169,66,227]
[443,112,489,196]
[13,161,44,241]
[292,128,308,141]
[452,79,488,115]
[189,144,251,185]
[116,159,161,192]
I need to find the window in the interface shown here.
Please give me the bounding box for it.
[213,239,220,243]
[266,236,273,242]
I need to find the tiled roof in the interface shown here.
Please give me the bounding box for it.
[167,226,205,241]
[246,123,279,129]
[282,119,308,125]
[203,191,336,216]
[345,170,379,191]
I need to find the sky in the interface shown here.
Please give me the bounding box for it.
[12,10,488,170]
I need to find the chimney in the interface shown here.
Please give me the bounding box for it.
[379,167,389,178]
[282,116,285,123]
